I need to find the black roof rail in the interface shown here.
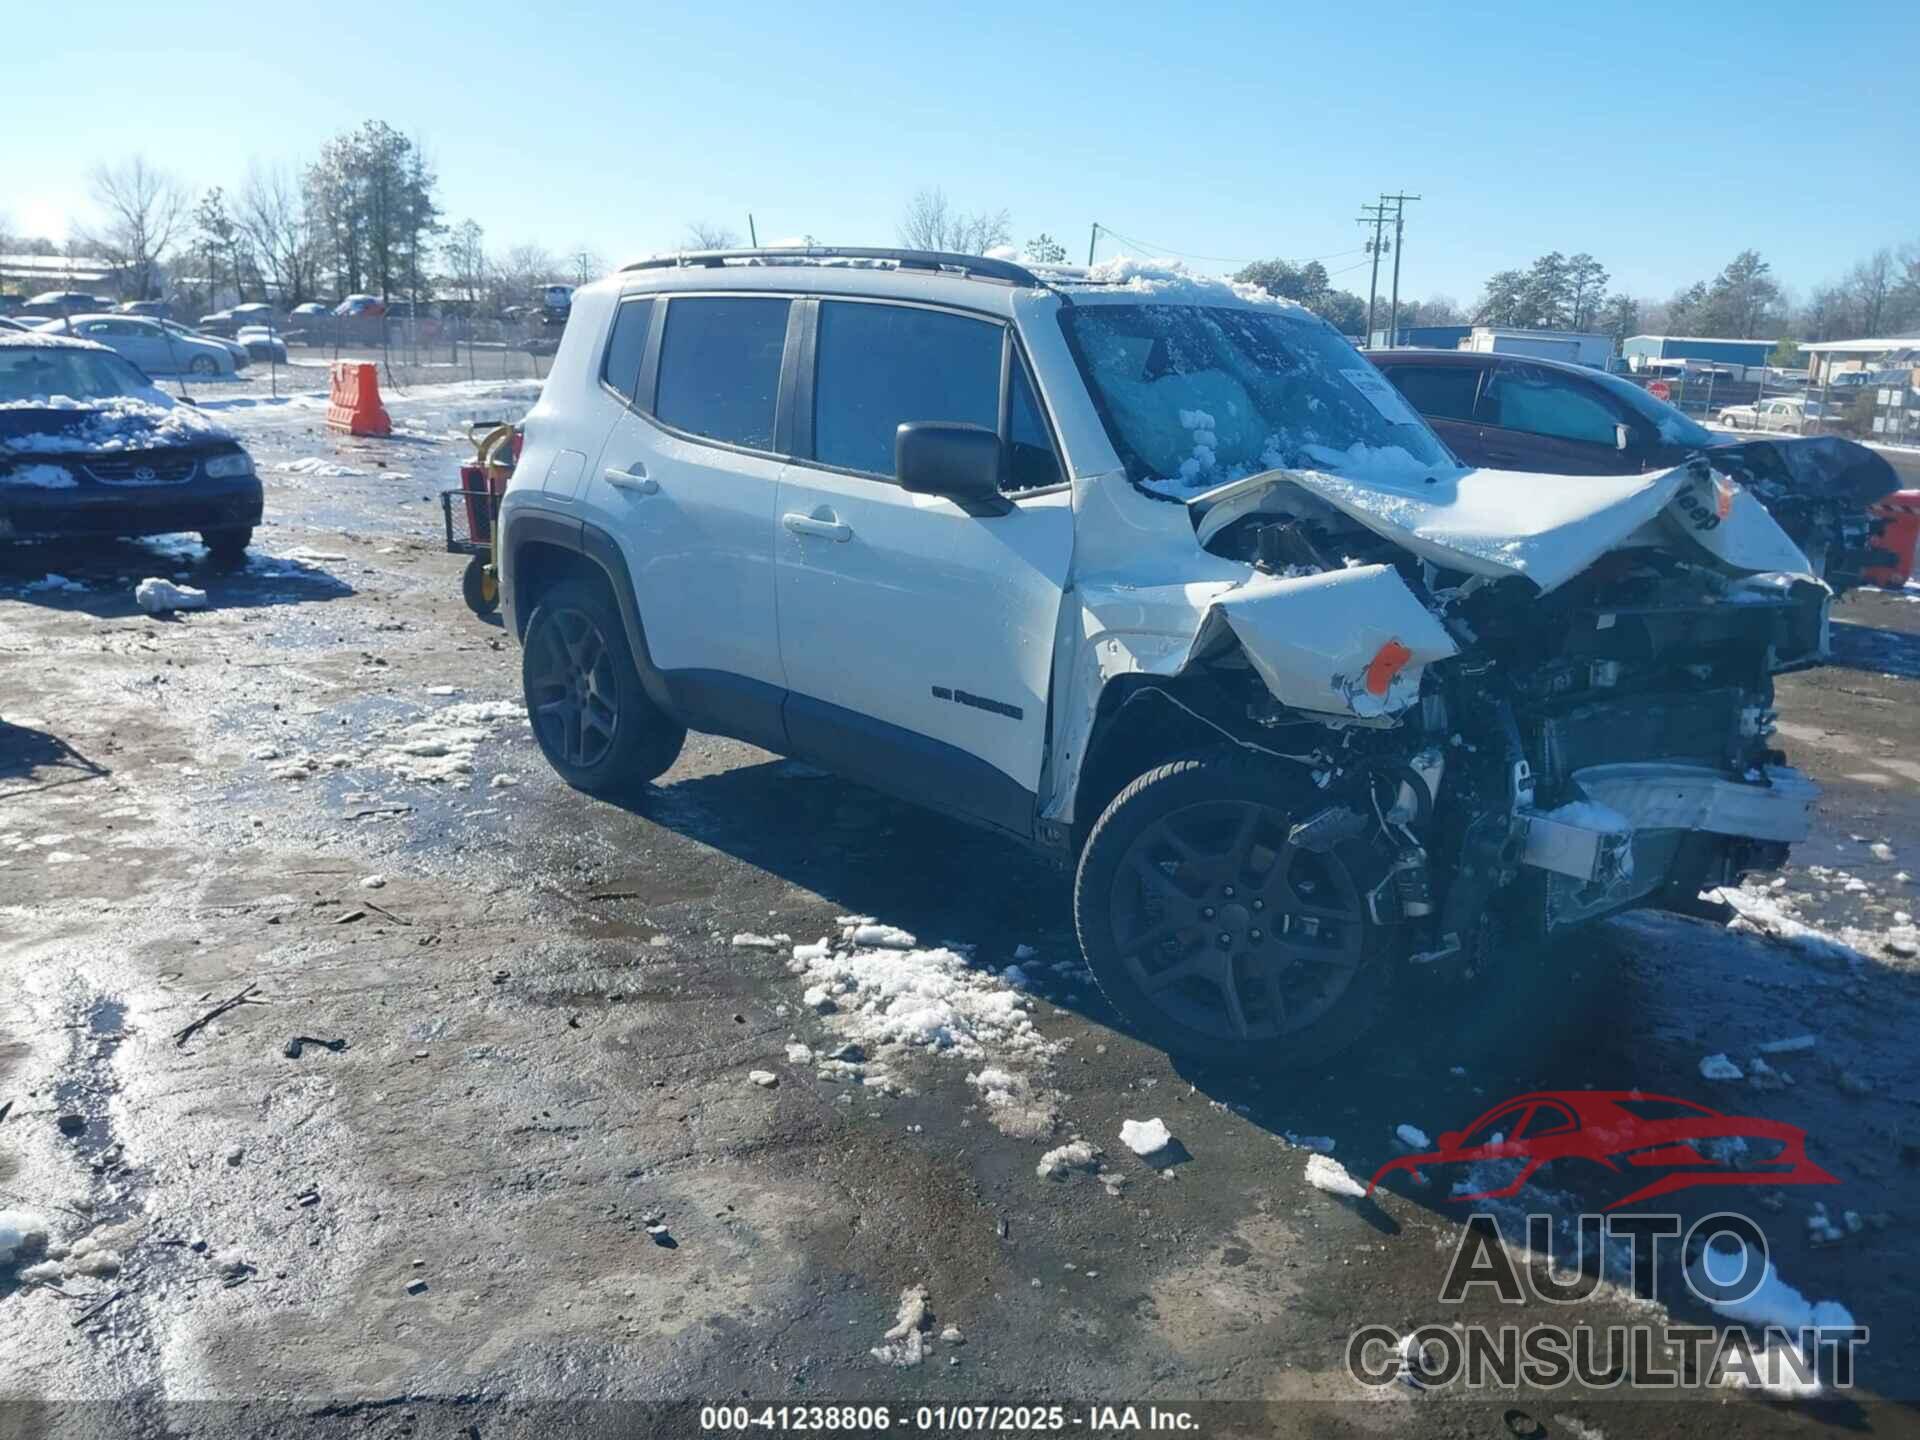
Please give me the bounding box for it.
[620,246,1045,289]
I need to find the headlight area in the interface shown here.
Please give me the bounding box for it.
[203,450,256,479]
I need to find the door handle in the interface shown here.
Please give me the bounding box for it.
[783,512,852,542]
[603,465,657,494]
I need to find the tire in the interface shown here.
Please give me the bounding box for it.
[190,355,219,376]
[201,526,251,565]
[461,554,500,616]
[521,576,684,797]
[1073,749,1397,1070]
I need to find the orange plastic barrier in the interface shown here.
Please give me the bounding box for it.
[325,361,392,437]
[1864,490,1920,589]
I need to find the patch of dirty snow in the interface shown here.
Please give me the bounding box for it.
[1395,1123,1432,1150]
[748,1070,778,1088]
[373,699,527,783]
[871,1285,931,1366]
[1119,1117,1173,1157]
[135,577,207,613]
[1304,1154,1367,1197]
[966,1066,1058,1140]
[1688,1235,1855,1334]
[22,572,86,591]
[1036,1139,1102,1181]
[274,457,367,477]
[1698,1053,1745,1082]
[0,1210,50,1265]
[1707,881,1869,965]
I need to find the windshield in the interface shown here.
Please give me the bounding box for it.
[1060,302,1458,491]
[1588,367,1715,448]
[0,345,150,404]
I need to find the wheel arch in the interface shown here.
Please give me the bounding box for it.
[1071,673,1255,850]
[502,509,673,713]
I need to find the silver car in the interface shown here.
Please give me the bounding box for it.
[63,314,240,377]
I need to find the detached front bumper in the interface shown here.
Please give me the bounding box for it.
[1516,764,1817,928]
[0,472,264,540]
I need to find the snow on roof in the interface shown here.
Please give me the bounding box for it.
[1060,256,1313,315]
[0,329,108,352]
[1798,337,1920,354]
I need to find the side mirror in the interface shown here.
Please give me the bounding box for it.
[896,422,1008,514]
[1615,423,1631,452]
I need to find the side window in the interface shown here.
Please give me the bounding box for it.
[813,300,1002,478]
[1379,363,1480,422]
[654,296,791,450]
[1481,364,1621,445]
[1006,358,1063,492]
[600,297,654,403]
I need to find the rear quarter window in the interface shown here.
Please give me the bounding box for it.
[600,298,655,403]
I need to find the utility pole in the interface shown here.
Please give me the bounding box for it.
[1088,222,1099,267]
[1356,202,1390,347]
[1381,192,1420,347]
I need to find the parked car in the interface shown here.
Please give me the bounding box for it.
[291,302,334,319]
[0,317,40,333]
[154,318,248,366]
[1368,347,1897,589]
[1718,397,1804,431]
[0,332,261,561]
[494,248,1828,1068]
[25,291,100,317]
[335,294,385,318]
[62,315,240,377]
[117,300,172,319]
[235,326,288,363]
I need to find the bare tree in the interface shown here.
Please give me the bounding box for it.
[683,221,741,251]
[84,156,190,299]
[444,219,490,305]
[898,187,1010,256]
[567,247,605,285]
[237,163,319,304]
[492,243,557,308]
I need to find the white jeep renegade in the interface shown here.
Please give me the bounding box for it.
[500,247,1827,1067]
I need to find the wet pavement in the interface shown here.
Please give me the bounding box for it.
[3,376,1920,1438]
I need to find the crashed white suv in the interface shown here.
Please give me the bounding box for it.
[499,248,1827,1067]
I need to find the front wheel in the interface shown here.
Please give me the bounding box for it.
[1074,750,1397,1069]
[201,526,251,566]
[190,355,220,376]
[521,576,684,797]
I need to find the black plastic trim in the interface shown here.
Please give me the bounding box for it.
[620,245,1044,289]
[784,692,1035,839]
[660,669,789,754]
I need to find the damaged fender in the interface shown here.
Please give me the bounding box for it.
[1186,564,1458,719]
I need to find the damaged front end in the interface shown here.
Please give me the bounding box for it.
[1133,455,1830,975]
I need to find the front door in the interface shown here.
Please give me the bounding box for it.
[774,298,1073,835]
[588,292,795,747]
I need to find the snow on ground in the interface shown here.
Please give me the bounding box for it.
[275,458,368,477]
[1304,1154,1367,1197]
[1119,1117,1173,1157]
[1707,876,1915,965]
[788,924,1067,1140]
[260,698,527,786]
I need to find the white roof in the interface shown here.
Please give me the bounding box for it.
[1798,337,1920,354]
[1626,334,1776,347]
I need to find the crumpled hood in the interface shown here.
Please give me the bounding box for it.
[0,391,237,456]
[1243,458,1813,593]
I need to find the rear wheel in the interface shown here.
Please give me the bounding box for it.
[201,526,251,566]
[522,576,684,797]
[1074,750,1396,1069]
[190,355,219,376]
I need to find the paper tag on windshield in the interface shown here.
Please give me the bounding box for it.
[1340,368,1422,428]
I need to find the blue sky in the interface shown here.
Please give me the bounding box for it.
[9,1,1916,305]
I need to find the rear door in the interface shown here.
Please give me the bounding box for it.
[773,297,1073,835]
[587,292,796,747]
[1371,359,1488,464]
[1473,360,1639,474]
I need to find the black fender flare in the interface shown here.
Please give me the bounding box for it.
[501,504,674,715]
